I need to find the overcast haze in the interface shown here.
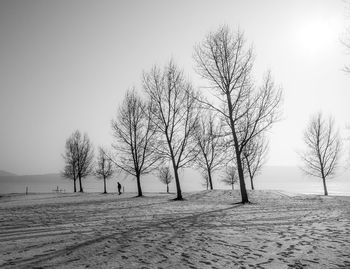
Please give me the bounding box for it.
[0,0,349,175]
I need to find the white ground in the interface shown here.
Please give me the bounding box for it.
[0,190,349,268]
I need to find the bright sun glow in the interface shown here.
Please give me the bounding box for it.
[294,16,342,54]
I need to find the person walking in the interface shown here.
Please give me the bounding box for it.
[117,182,122,195]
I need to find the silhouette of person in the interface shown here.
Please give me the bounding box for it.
[117,182,122,195]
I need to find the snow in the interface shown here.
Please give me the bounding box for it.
[0,190,349,268]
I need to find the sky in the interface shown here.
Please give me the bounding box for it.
[0,0,349,175]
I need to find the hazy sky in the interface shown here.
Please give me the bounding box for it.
[0,0,349,175]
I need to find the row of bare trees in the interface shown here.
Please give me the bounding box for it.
[99,26,282,203]
[62,131,115,193]
[61,112,344,199]
[61,26,282,202]
[62,25,347,200]
[108,62,199,199]
[62,131,94,193]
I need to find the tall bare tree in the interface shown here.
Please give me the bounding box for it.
[300,113,341,196]
[158,166,173,193]
[76,131,94,193]
[221,165,238,190]
[111,89,159,197]
[194,26,282,203]
[195,112,225,190]
[62,139,78,192]
[63,130,94,193]
[95,147,114,194]
[242,135,268,190]
[143,61,199,200]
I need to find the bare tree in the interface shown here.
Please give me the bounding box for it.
[221,165,238,190]
[195,112,225,190]
[63,130,94,193]
[95,147,114,194]
[242,135,268,190]
[194,26,282,203]
[111,89,159,197]
[62,139,78,192]
[143,61,200,200]
[300,113,341,196]
[76,131,94,193]
[158,166,173,193]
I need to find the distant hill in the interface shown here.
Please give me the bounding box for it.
[0,170,17,177]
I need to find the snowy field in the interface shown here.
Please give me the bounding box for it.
[1,190,350,268]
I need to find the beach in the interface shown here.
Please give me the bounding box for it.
[1,190,350,268]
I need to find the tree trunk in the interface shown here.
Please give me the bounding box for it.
[246,162,254,190]
[207,168,213,190]
[165,132,183,200]
[78,175,83,192]
[73,178,77,193]
[250,177,254,190]
[227,94,249,203]
[172,164,182,200]
[103,176,107,194]
[166,183,169,193]
[322,176,328,196]
[136,173,142,197]
[232,183,234,190]
[235,153,249,203]
[231,129,249,203]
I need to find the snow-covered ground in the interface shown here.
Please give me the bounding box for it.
[0,190,349,268]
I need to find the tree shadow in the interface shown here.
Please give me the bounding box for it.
[171,197,185,201]
[232,201,254,205]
